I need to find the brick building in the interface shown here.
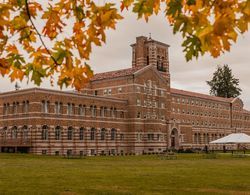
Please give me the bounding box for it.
[1,36,250,155]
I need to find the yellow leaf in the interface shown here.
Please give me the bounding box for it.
[227,30,238,42]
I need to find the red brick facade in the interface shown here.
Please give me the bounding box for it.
[0,36,250,155]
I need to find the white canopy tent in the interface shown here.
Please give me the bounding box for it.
[210,133,250,144]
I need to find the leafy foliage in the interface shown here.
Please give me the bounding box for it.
[207,64,242,98]
[0,0,249,90]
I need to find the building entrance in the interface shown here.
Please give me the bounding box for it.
[170,128,179,149]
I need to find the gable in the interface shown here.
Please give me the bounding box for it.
[231,98,244,110]
[133,65,168,88]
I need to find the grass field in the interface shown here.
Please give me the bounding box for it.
[1,153,250,195]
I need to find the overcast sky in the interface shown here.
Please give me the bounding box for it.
[1,9,250,109]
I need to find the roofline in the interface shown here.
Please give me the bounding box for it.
[91,70,133,82]
[147,40,170,47]
[0,88,128,103]
[91,74,133,83]
[130,39,170,47]
[170,88,233,103]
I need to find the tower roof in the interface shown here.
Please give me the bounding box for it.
[91,66,144,81]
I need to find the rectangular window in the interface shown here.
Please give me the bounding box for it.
[67,103,73,115]
[118,87,122,93]
[3,104,7,115]
[147,134,154,141]
[120,134,124,140]
[79,129,84,140]
[55,102,60,114]
[157,134,161,141]
[23,101,29,113]
[79,105,83,115]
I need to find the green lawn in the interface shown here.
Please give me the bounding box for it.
[1,153,250,195]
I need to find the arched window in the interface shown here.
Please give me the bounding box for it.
[3,104,6,115]
[55,102,59,114]
[13,102,17,114]
[67,127,73,140]
[111,128,116,141]
[110,107,113,117]
[211,134,214,140]
[72,104,75,115]
[90,128,95,140]
[198,133,201,144]
[26,101,29,113]
[12,126,18,139]
[93,106,97,117]
[83,105,86,116]
[90,105,93,116]
[203,133,206,144]
[157,55,160,69]
[194,133,198,144]
[23,125,28,140]
[147,56,149,65]
[55,126,61,140]
[101,128,106,140]
[100,107,104,117]
[79,128,84,140]
[67,103,72,115]
[59,102,63,114]
[2,127,7,139]
[114,108,117,118]
[42,101,49,113]
[23,101,29,113]
[161,57,164,69]
[6,103,10,115]
[104,107,107,117]
[79,104,83,115]
[42,125,48,140]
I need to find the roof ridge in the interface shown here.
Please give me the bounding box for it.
[94,66,134,76]
[170,88,234,102]
[91,65,145,81]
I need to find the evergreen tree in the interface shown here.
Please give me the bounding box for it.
[207,65,242,98]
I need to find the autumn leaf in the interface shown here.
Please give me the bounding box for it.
[0,0,249,90]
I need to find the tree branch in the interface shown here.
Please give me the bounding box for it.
[24,0,59,67]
